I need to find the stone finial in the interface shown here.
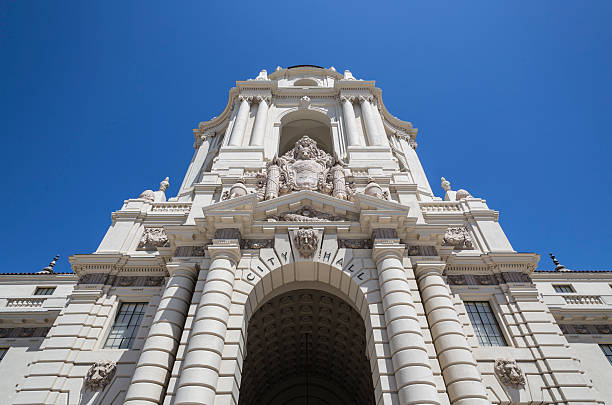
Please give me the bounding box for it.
[159,177,170,192]
[329,66,336,72]
[549,253,569,272]
[343,70,356,80]
[441,177,451,192]
[38,255,59,274]
[276,66,282,71]
[255,69,268,80]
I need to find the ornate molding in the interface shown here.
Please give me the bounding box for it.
[267,206,358,222]
[294,229,319,258]
[84,361,117,391]
[372,228,399,241]
[174,245,207,257]
[407,245,438,256]
[494,359,526,388]
[214,228,242,241]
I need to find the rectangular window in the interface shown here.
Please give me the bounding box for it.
[465,301,507,346]
[104,302,147,349]
[601,344,612,366]
[34,287,56,296]
[553,284,575,293]
[0,348,7,362]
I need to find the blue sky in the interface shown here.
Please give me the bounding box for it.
[1,1,611,273]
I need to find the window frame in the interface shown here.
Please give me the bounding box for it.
[103,301,148,350]
[464,300,508,347]
[34,287,56,296]
[553,284,575,293]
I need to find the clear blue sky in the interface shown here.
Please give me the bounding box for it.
[1,1,611,274]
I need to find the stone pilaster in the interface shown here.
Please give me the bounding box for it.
[124,263,198,405]
[414,263,489,405]
[372,229,440,405]
[173,233,241,405]
[228,96,251,146]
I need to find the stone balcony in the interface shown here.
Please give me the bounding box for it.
[542,293,612,308]
[0,295,68,313]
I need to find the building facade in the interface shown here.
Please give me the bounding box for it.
[1,66,611,404]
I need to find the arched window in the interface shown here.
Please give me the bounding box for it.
[294,78,318,87]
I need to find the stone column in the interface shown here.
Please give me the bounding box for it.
[249,96,269,146]
[228,96,251,146]
[414,263,489,405]
[341,96,361,146]
[173,232,241,405]
[360,95,382,146]
[124,263,198,405]
[372,229,440,405]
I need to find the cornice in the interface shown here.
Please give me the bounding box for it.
[531,271,612,281]
[445,252,540,275]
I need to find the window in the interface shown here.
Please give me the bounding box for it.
[0,348,7,362]
[601,344,612,365]
[34,287,55,296]
[553,284,575,293]
[465,301,507,346]
[104,302,147,349]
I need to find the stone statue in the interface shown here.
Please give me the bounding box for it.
[294,228,319,258]
[494,359,526,388]
[222,180,248,200]
[139,177,170,203]
[364,178,390,200]
[441,177,472,201]
[84,361,116,391]
[259,135,351,201]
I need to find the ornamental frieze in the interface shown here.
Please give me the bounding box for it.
[446,272,532,285]
[338,239,372,249]
[241,239,274,249]
[559,324,612,335]
[267,206,358,222]
[137,228,169,250]
[0,327,51,338]
[78,274,165,287]
[174,245,207,257]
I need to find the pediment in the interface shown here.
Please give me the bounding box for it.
[199,190,415,235]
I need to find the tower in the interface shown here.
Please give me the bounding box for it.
[12,66,605,405]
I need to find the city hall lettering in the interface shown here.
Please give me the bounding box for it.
[1,66,611,405]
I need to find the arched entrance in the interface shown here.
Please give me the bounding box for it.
[238,289,376,405]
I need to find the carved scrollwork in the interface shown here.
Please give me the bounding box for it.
[267,206,358,222]
[494,359,526,388]
[84,361,117,391]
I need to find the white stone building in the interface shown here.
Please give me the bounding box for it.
[1,65,610,404]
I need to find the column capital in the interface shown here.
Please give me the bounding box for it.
[209,228,242,263]
[166,262,199,277]
[358,94,374,103]
[254,95,270,104]
[372,243,404,263]
[412,262,446,279]
[238,95,253,103]
[340,95,355,103]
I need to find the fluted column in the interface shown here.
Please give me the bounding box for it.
[249,96,269,146]
[372,230,440,405]
[359,95,382,146]
[124,264,197,405]
[414,263,489,405]
[229,96,251,146]
[341,96,361,146]
[173,236,241,405]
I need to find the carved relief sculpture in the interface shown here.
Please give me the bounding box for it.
[260,135,352,201]
[443,227,474,250]
[267,206,358,222]
[222,180,248,200]
[84,361,117,391]
[137,228,169,250]
[494,359,526,388]
[294,228,319,258]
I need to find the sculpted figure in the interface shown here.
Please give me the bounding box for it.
[494,359,526,388]
[84,361,116,391]
[139,177,170,202]
[294,228,319,258]
[137,227,169,250]
[443,227,474,250]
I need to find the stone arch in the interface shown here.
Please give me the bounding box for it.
[278,109,333,156]
[215,258,396,405]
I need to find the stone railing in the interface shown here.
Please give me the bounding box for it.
[5,297,47,308]
[150,202,192,214]
[563,295,603,305]
[420,201,463,213]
